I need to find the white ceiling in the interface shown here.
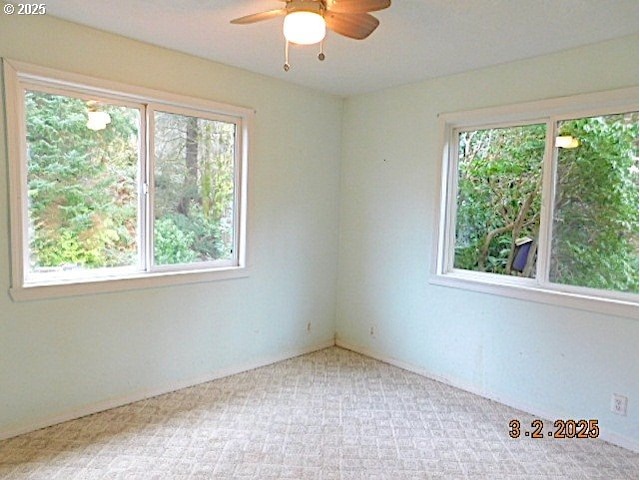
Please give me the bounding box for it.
[44,0,638,97]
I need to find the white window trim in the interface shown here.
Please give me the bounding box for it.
[432,87,639,319]
[4,59,254,301]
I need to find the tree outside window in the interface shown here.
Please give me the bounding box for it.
[22,89,241,282]
[450,112,638,295]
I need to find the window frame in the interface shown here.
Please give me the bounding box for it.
[4,59,253,301]
[147,103,243,273]
[432,87,639,319]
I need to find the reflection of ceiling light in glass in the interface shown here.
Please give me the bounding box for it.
[555,135,580,149]
[86,105,111,131]
[283,11,326,45]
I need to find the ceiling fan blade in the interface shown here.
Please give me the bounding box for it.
[326,0,391,14]
[325,12,380,40]
[230,9,286,25]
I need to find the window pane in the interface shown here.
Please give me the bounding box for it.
[153,111,236,266]
[454,124,546,276]
[550,112,639,293]
[25,90,140,277]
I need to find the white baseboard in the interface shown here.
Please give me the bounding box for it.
[5,338,636,453]
[335,339,638,453]
[0,339,335,441]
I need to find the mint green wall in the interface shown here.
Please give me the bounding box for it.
[336,35,639,448]
[0,14,341,434]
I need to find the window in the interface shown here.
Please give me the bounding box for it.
[5,60,252,300]
[24,90,143,282]
[435,88,638,317]
[550,112,638,294]
[152,109,238,267]
[454,123,545,277]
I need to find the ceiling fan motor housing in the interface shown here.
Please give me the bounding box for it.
[286,0,325,15]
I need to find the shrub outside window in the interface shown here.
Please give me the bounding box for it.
[152,109,238,268]
[434,89,638,317]
[549,112,639,294]
[25,90,142,282]
[4,60,251,300]
[454,123,545,278]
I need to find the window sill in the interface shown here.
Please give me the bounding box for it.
[9,266,250,301]
[429,271,638,319]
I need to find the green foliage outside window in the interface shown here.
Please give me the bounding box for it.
[153,111,236,265]
[25,90,237,274]
[551,113,639,293]
[26,91,139,271]
[455,124,545,277]
[453,114,639,294]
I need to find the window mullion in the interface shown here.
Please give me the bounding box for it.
[144,105,155,272]
[232,120,242,265]
[138,103,149,273]
[535,118,557,288]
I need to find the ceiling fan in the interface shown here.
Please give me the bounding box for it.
[231,0,391,71]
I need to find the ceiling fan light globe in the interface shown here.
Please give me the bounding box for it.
[283,11,326,45]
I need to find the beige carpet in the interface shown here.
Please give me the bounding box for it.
[0,347,637,479]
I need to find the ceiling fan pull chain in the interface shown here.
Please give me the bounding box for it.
[284,40,291,72]
[318,39,326,61]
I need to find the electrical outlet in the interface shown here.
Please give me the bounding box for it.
[611,394,628,416]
